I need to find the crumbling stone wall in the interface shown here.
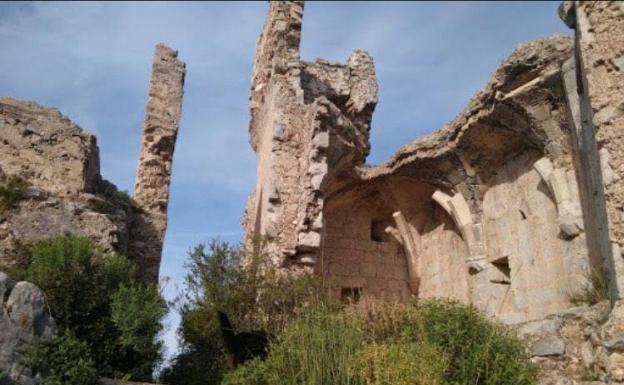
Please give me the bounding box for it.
[243,1,377,267]
[132,44,185,281]
[517,299,624,385]
[0,98,132,262]
[320,176,469,302]
[244,0,623,324]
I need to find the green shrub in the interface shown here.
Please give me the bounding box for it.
[0,175,28,213]
[267,305,363,385]
[353,339,447,385]
[21,332,98,385]
[420,299,538,385]
[111,284,167,379]
[226,299,537,385]
[221,357,271,385]
[10,235,166,382]
[113,189,132,204]
[223,305,363,385]
[160,239,325,385]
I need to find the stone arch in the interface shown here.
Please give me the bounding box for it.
[320,175,470,302]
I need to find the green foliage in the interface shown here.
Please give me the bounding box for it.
[113,189,132,204]
[222,305,363,385]
[0,175,28,213]
[266,305,363,385]
[111,283,167,379]
[221,358,271,385]
[21,332,98,385]
[419,299,538,385]
[90,198,114,214]
[159,345,225,385]
[354,339,447,385]
[569,268,610,306]
[160,239,325,385]
[225,299,537,385]
[11,235,166,382]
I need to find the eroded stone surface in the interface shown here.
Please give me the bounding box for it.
[131,44,186,281]
[0,98,132,263]
[572,0,624,301]
[0,271,55,385]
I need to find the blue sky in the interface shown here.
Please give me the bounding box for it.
[0,1,569,360]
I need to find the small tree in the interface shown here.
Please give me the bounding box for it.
[160,239,324,385]
[9,235,166,382]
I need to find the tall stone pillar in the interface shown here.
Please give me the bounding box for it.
[132,44,185,281]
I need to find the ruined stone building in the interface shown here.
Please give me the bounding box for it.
[0,44,184,282]
[243,1,624,324]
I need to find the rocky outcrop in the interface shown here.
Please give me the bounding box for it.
[0,271,55,385]
[517,300,624,384]
[131,44,186,282]
[0,98,132,264]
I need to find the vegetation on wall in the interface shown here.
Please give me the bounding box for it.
[5,235,166,384]
[0,175,28,213]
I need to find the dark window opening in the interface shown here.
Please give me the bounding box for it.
[341,287,362,303]
[519,209,527,220]
[371,220,391,242]
[491,257,511,285]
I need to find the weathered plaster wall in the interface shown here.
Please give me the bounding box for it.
[477,152,589,323]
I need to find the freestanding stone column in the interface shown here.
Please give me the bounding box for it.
[132,43,185,281]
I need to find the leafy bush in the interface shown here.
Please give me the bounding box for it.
[9,235,166,382]
[225,299,537,385]
[0,175,28,213]
[222,304,363,385]
[111,284,167,379]
[420,299,538,385]
[21,332,98,385]
[354,339,447,385]
[160,239,325,385]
